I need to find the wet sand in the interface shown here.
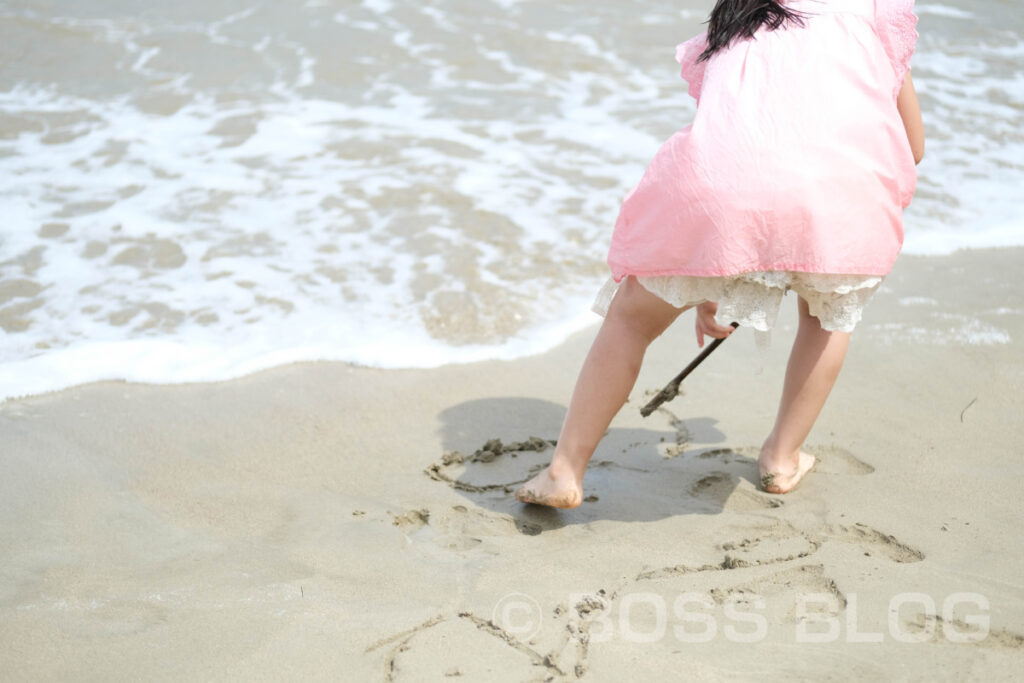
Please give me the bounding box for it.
[1,248,1023,680]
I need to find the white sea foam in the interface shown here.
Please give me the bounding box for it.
[898,296,939,306]
[916,4,974,20]
[869,319,1012,347]
[0,296,601,401]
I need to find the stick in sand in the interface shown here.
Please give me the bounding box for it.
[640,322,740,417]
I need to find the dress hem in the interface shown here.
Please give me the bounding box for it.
[593,270,884,335]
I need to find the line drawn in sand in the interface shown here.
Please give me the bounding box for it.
[424,437,556,493]
[365,584,639,681]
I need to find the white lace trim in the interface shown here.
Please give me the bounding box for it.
[592,271,883,334]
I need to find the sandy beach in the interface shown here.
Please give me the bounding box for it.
[1,247,1023,680]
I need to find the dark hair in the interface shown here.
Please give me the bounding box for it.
[698,0,806,62]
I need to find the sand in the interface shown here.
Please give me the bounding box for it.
[1,248,1023,681]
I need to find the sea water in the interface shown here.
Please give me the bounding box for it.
[1,0,1021,400]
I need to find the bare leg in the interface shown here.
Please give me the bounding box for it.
[515,277,687,508]
[759,296,851,493]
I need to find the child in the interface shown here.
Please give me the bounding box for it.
[515,0,924,507]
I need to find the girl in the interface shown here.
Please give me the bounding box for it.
[515,0,924,507]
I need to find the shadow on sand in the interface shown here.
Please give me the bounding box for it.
[428,397,773,534]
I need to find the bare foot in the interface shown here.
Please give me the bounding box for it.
[514,464,583,509]
[759,451,816,494]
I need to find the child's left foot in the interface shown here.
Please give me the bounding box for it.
[514,464,583,509]
[758,451,816,494]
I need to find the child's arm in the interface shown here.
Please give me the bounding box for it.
[897,71,925,164]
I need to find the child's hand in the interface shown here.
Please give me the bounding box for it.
[695,301,734,348]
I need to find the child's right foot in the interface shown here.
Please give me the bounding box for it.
[758,450,816,494]
[514,464,583,509]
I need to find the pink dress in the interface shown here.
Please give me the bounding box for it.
[593,0,919,332]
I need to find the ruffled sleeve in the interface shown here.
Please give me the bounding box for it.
[675,33,709,102]
[874,0,919,97]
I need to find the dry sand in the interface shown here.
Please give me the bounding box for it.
[1,248,1023,680]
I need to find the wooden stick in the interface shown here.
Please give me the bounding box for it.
[640,322,739,417]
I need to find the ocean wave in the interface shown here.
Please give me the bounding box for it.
[0,0,1021,400]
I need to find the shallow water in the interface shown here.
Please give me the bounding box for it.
[0,0,1021,399]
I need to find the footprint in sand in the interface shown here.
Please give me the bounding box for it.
[694,445,875,489]
[391,509,430,528]
[729,444,874,475]
[804,446,875,475]
[439,504,543,540]
[689,471,783,511]
[391,503,543,552]
[695,447,743,464]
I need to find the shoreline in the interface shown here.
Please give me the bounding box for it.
[1,247,1023,679]
[2,246,1020,406]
